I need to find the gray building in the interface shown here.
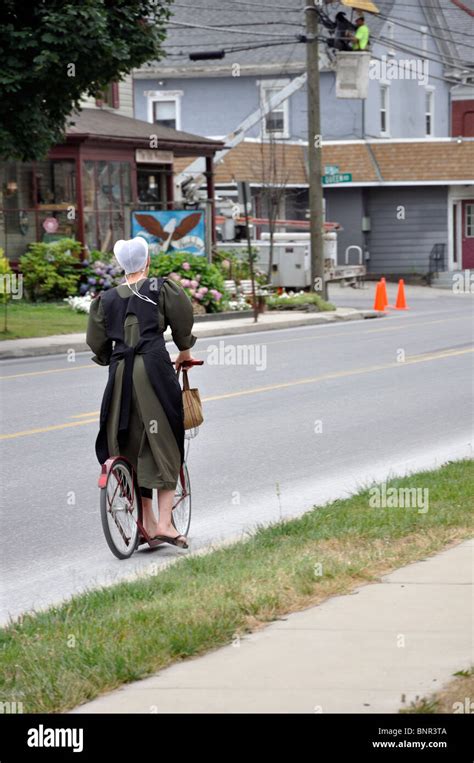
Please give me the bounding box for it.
[131,0,474,276]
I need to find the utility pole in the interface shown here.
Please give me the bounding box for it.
[305,2,327,299]
[240,181,258,324]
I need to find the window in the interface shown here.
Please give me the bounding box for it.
[466,203,474,237]
[260,80,289,139]
[380,85,390,135]
[137,166,171,204]
[96,82,119,109]
[82,160,132,251]
[425,89,434,137]
[153,100,177,129]
[386,21,395,56]
[146,91,182,130]
[420,26,428,57]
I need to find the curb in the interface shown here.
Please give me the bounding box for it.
[0,309,384,360]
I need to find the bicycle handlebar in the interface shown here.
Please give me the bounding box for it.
[174,359,204,368]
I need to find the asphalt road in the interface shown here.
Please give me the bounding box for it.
[1,285,473,624]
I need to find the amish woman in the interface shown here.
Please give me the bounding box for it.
[86,237,197,548]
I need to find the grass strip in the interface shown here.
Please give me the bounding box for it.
[0,302,87,340]
[400,667,474,714]
[1,460,472,713]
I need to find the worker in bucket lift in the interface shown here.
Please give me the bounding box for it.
[332,11,356,51]
[350,16,370,51]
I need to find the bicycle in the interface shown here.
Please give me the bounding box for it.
[98,359,203,560]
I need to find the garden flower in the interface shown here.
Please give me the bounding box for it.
[169,272,180,281]
[199,286,208,294]
[182,261,191,271]
[189,288,195,296]
[180,278,190,288]
[194,292,202,300]
[190,279,198,288]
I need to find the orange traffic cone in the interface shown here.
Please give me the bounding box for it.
[373,281,386,311]
[379,277,389,309]
[394,279,409,310]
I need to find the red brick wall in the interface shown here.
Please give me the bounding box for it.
[452,100,474,137]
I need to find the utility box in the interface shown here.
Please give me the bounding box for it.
[272,243,311,288]
[336,52,371,99]
[323,231,338,268]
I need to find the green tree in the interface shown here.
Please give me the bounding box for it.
[0,0,172,160]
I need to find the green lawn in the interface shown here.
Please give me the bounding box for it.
[0,301,87,340]
[0,460,472,713]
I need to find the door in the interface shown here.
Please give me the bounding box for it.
[461,200,474,269]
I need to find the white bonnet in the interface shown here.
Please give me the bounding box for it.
[113,237,148,274]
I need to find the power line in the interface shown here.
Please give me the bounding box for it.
[168,20,300,38]
[366,47,465,85]
[209,0,302,10]
[164,38,307,59]
[372,0,473,6]
[372,32,474,69]
[376,10,474,50]
[172,1,300,13]
[378,10,474,37]
[172,18,304,30]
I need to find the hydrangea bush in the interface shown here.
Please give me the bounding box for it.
[64,294,93,313]
[79,250,123,296]
[149,252,227,313]
[19,239,82,301]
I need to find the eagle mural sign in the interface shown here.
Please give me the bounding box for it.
[131,209,206,256]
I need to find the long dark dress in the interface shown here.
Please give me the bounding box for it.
[86,277,196,494]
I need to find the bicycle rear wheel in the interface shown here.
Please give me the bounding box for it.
[100,458,141,560]
[172,463,191,537]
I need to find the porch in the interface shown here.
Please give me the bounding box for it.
[0,109,223,261]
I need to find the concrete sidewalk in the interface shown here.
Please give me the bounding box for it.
[0,307,381,359]
[72,539,473,714]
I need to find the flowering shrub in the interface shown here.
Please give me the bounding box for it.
[213,248,268,286]
[79,250,123,296]
[19,239,82,301]
[64,294,93,313]
[228,295,251,311]
[266,291,335,312]
[149,252,227,313]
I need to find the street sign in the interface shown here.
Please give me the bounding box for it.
[322,173,352,184]
[324,165,339,175]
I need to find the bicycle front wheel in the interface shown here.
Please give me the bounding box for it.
[172,463,191,537]
[100,458,141,560]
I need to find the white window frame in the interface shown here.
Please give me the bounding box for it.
[425,86,435,137]
[386,21,395,56]
[420,25,428,59]
[465,202,474,238]
[145,90,183,130]
[258,79,290,140]
[380,83,390,137]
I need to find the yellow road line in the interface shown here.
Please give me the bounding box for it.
[202,347,474,402]
[0,419,99,440]
[1,346,472,440]
[0,315,468,381]
[0,363,96,381]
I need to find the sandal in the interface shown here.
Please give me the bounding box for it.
[151,533,188,549]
